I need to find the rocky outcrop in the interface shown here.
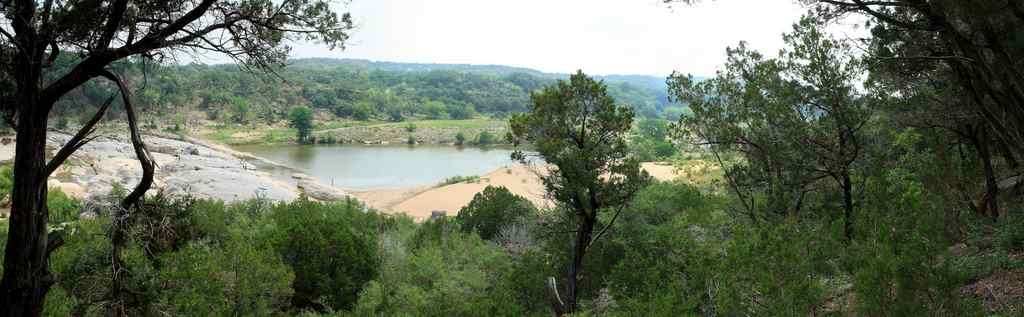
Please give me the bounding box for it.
[43,131,347,203]
[297,179,350,201]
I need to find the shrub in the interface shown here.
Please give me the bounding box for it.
[157,240,294,316]
[455,131,466,146]
[439,175,480,186]
[410,215,460,251]
[353,230,525,316]
[476,131,495,146]
[264,199,381,311]
[447,103,475,120]
[456,186,536,241]
[0,164,13,202]
[997,216,1024,252]
[405,123,417,133]
[407,135,417,145]
[47,188,81,225]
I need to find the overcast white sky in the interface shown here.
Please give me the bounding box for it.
[285,0,833,77]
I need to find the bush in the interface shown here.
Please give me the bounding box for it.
[0,164,13,202]
[263,199,381,311]
[47,188,81,225]
[455,132,466,146]
[407,135,417,145]
[997,216,1024,252]
[353,229,526,316]
[439,175,480,186]
[157,240,294,316]
[447,103,475,120]
[456,186,536,241]
[476,131,495,146]
[405,123,417,133]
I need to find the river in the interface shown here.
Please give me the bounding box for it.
[231,144,516,190]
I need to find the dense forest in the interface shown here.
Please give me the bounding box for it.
[47,58,685,127]
[3,0,1024,316]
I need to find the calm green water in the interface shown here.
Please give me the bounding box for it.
[233,144,516,190]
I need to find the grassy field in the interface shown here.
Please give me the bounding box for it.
[373,119,507,129]
[199,125,295,145]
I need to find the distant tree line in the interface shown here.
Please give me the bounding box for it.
[47,58,684,126]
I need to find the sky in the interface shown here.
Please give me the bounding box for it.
[285,0,847,77]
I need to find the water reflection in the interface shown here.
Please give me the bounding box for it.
[233,144,516,190]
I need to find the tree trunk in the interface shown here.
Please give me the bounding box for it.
[978,127,1001,221]
[0,93,55,317]
[565,215,595,314]
[841,170,854,240]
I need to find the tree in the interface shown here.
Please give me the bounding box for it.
[476,130,496,146]
[289,107,314,144]
[230,96,250,124]
[456,186,536,241]
[806,1,1024,222]
[455,131,466,146]
[265,199,380,312]
[0,1,352,315]
[423,100,448,119]
[508,70,651,314]
[670,18,870,237]
[447,103,476,119]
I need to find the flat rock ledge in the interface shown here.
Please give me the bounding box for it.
[39,131,349,204]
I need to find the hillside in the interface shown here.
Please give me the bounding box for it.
[47,58,692,131]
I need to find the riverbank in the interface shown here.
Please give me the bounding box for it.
[1,129,705,221]
[196,118,510,146]
[348,161,691,220]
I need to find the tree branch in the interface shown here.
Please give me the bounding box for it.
[42,94,115,179]
[96,69,155,208]
[588,201,628,249]
[97,0,130,49]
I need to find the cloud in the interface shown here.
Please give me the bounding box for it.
[285,0,813,76]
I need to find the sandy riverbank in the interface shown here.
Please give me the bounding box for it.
[349,162,685,220]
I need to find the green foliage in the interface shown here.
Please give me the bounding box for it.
[156,240,294,316]
[997,216,1024,252]
[661,106,688,121]
[353,229,527,317]
[447,103,476,120]
[263,199,381,311]
[0,164,13,202]
[230,96,251,123]
[439,175,481,186]
[456,186,537,241]
[289,106,315,143]
[669,18,870,224]
[509,70,651,313]
[423,100,448,119]
[405,122,417,133]
[510,70,650,209]
[475,130,495,146]
[455,131,466,145]
[843,166,982,316]
[407,135,417,145]
[46,188,81,225]
[410,216,460,251]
